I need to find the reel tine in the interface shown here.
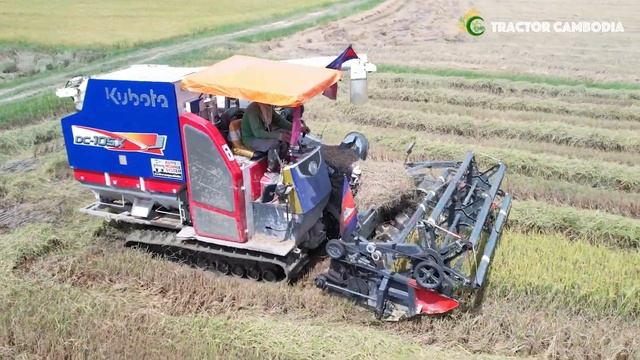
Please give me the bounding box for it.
[474,194,512,288]
[393,150,471,246]
[468,163,507,248]
[427,152,474,226]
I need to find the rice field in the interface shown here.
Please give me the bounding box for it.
[0,0,340,47]
[351,100,640,153]
[0,93,73,130]
[314,118,640,193]
[299,63,640,357]
[1,0,640,359]
[1,199,638,358]
[1,69,639,358]
[1,68,638,358]
[492,232,640,316]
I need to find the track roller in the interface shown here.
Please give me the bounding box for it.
[231,263,246,277]
[216,261,231,275]
[124,229,301,282]
[246,265,261,280]
[261,265,284,282]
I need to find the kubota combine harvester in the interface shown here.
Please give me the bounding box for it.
[57,49,511,320]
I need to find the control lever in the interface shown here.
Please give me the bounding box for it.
[268,148,282,173]
[275,184,293,202]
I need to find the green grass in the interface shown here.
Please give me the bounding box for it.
[161,46,242,67]
[0,0,350,89]
[492,231,640,316]
[0,0,341,48]
[509,200,640,248]
[505,174,640,219]
[237,22,321,43]
[0,93,73,130]
[378,64,640,92]
[0,0,349,92]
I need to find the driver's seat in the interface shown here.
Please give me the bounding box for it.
[228,119,256,158]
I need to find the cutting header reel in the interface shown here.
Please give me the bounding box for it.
[315,149,512,320]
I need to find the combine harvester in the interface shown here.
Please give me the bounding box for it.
[56,49,511,320]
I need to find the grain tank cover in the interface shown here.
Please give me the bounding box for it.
[61,65,199,183]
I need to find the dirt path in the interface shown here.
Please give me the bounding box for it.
[0,0,375,105]
[257,0,640,83]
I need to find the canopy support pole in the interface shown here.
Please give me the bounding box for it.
[289,106,302,149]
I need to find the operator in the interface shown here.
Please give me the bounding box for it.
[241,102,292,152]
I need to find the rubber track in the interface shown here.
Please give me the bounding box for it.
[124,229,309,282]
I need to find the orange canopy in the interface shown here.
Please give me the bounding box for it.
[181,55,342,107]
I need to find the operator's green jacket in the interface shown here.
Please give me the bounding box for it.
[241,102,292,143]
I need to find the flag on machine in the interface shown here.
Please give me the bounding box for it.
[340,176,358,238]
[323,45,360,100]
[326,45,359,69]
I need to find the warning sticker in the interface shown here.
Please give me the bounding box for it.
[151,158,183,180]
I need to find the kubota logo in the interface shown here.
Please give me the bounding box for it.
[460,9,485,36]
[72,125,167,155]
[105,87,169,108]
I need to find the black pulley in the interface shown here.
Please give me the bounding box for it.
[413,260,444,289]
[326,239,346,260]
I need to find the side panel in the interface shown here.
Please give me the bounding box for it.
[180,113,247,243]
[61,79,185,183]
[73,169,183,194]
[247,158,268,201]
[284,147,331,214]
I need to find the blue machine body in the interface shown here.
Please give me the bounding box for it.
[61,79,185,183]
[289,158,331,214]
